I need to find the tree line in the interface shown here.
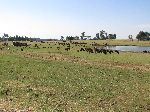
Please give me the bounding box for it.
[63,30,150,41]
[62,30,117,41]
[1,31,150,41]
[0,34,34,41]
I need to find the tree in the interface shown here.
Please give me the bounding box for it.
[114,34,117,39]
[1,33,8,41]
[4,33,9,38]
[60,36,64,40]
[66,36,80,40]
[6,34,32,41]
[108,34,116,39]
[128,35,133,41]
[8,36,14,41]
[100,30,106,40]
[96,33,100,39]
[80,32,85,40]
[136,31,150,41]
[99,30,116,40]
[66,36,74,41]
[74,36,80,40]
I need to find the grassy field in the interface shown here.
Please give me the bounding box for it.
[0,40,150,111]
[72,39,150,46]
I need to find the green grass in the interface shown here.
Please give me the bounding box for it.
[72,39,150,46]
[0,41,150,111]
[0,54,150,111]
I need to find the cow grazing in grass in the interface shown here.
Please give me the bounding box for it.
[143,50,150,53]
[65,47,70,51]
[101,49,107,55]
[80,48,85,51]
[94,47,101,53]
[2,43,8,46]
[115,50,119,54]
[85,48,94,53]
[34,44,38,47]
[21,48,23,51]
[107,49,113,54]
[57,47,60,50]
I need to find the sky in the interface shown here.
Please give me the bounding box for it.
[0,0,150,39]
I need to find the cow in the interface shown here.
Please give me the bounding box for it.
[94,47,101,53]
[101,49,107,55]
[57,47,60,50]
[107,49,113,54]
[115,50,119,54]
[21,48,23,51]
[65,47,70,51]
[80,48,85,51]
[2,43,8,46]
[85,48,94,53]
[143,50,148,53]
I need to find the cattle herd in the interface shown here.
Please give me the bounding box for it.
[13,42,28,47]
[81,47,120,54]
[0,41,120,55]
[0,41,150,54]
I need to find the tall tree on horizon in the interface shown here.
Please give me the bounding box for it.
[136,31,150,41]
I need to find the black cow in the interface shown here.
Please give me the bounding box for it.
[101,49,107,55]
[94,47,101,53]
[65,47,70,51]
[21,48,23,51]
[85,48,94,53]
[57,47,60,50]
[80,48,85,51]
[107,50,113,54]
[143,50,150,53]
[115,50,119,54]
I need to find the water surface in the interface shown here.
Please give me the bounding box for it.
[104,46,150,52]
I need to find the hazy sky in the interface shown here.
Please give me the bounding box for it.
[0,0,150,39]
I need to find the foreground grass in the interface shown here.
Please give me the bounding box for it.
[0,40,150,111]
[0,52,150,111]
